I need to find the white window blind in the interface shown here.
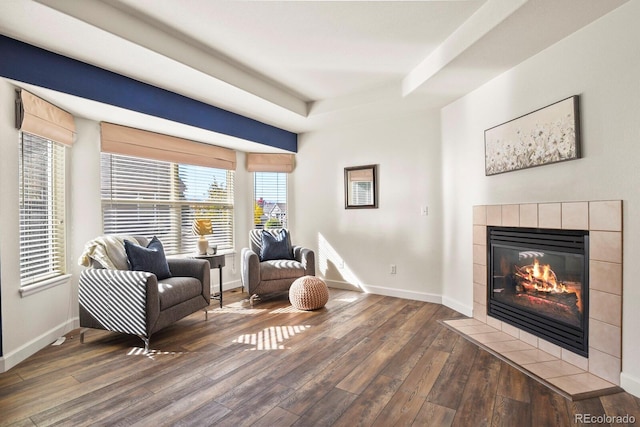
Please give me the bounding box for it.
[254,172,287,229]
[351,181,373,205]
[19,132,66,285]
[101,153,234,254]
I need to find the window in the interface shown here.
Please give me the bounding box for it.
[254,172,287,229]
[351,181,373,205]
[101,153,234,255]
[19,132,66,285]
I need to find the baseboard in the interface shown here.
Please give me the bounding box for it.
[0,317,79,373]
[621,371,640,398]
[324,279,442,304]
[324,279,361,292]
[441,296,473,317]
[218,279,242,292]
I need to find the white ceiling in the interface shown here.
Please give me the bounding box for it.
[0,0,629,152]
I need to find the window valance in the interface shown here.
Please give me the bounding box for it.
[246,153,295,173]
[16,90,76,146]
[100,122,237,170]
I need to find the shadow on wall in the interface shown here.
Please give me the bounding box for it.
[318,233,364,292]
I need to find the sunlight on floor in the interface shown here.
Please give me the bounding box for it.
[209,300,267,314]
[126,347,186,359]
[270,306,306,314]
[233,325,311,350]
[211,306,267,314]
[335,296,359,303]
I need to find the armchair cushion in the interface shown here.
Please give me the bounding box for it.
[260,229,294,261]
[260,260,306,281]
[124,236,171,280]
[158,277,204,310]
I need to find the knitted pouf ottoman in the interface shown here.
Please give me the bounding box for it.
[289,276,329,310]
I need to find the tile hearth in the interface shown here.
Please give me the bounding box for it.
[443,318,621,400]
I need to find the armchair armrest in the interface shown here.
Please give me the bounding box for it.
[79,268,156,336]
[167,258,208,280]
[241,247,261,292]
[167,258,210,300]
[293,246,316,276]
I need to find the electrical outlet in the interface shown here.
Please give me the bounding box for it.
[390,264,397,274]
[421,206,429,216]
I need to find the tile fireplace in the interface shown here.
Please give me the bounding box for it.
[446,201,623,399]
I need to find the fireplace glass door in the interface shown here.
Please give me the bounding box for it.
[488,227,589,356]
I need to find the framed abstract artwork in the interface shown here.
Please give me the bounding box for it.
[484,96,580,176]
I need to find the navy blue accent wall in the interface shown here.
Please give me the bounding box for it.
[0,35,297,152]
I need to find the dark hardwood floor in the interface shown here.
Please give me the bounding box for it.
[1,289,639,426]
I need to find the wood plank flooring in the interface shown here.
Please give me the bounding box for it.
[1,289,639,426]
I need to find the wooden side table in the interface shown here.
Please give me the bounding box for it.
[193,254,225,308]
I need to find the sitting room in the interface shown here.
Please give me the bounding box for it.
[1,0,639,425]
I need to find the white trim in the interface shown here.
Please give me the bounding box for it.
[442,296,473,317]
[324,279,442,304]
[0,317,78,373]
[621,372,640,399]
[222,279,242,290]
[20,274,72,297]
[324,279,361,292]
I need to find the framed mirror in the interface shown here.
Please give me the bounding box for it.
[345,164,378,209]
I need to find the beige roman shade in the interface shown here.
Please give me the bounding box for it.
[246,153,295,173]
[101,122,236,170]
[348,168,374,181]
[16,90,76,146]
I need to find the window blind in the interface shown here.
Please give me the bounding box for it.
[101,153,234,254]
[17,90,75,146]
[254,172,287,229]
[101,122,236,170]
[246,153,295,173]
[19,132,66,285]
[351,181,373,205]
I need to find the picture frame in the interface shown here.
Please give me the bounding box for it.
[345,164,378,209]
[484,95,581,176]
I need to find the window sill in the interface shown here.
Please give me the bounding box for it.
[20,274,72,298]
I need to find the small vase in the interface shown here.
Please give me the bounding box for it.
[197,237,209,255]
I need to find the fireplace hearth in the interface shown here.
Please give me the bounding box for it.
[487,226,589,356]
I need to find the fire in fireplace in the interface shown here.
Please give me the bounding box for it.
[487,226,589,356]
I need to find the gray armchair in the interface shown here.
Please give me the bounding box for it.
[78,235,210,351]
[241,229,315,305]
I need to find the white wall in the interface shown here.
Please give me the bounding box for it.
[440,0,640,396]
[293,109,443,302]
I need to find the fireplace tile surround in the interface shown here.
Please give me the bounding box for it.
[445,200,623,400]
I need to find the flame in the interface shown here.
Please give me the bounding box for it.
[521,259,568,293]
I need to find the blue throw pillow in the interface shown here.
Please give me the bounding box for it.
[124,236,172,280]
[260,229,294,261]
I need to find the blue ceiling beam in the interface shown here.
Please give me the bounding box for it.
[0,34,298,152]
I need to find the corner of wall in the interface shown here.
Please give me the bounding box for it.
[621,372,640,399]
[442,297,473,317]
